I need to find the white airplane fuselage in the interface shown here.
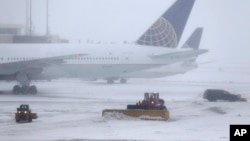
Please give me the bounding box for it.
[0,44,201,81]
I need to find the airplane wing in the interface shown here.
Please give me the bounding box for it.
[149,49,208,60]
[0,54,87,74]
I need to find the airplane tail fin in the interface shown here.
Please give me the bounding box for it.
[136,0,195,48]
[181,27,203,65]
[182,27,203,50]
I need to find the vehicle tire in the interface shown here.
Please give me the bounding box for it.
[29,85,37,94]
[28,116,32,122]
[13,85,21,94]
[208,98,216,102]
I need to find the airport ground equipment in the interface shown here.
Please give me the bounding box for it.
[102,92,169,120]
[15,104,38,122]
[203,89,247,102]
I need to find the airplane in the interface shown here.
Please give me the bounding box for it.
[120,27,204,80]
[0,0,207,94]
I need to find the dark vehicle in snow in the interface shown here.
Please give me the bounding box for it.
[15,104,38,122]
[203,89,247,102]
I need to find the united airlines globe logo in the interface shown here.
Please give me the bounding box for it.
[137,17,177,48]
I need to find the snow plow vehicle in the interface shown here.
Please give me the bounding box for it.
[203,89,247,102]
[15,104,38,122]
[102,92,169,120]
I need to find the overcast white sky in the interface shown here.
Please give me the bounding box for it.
[0,0,250,64]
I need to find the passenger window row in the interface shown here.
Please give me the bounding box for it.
[67,57,120,60]
[0,56,120,61]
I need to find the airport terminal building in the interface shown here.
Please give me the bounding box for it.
[0,24,68,43]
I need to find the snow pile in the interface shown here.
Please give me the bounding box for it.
[103,112,138,120]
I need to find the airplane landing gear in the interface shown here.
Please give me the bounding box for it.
[12,85,37,94]
[107,79,115,84]
[106,78,127,84]
[120,78,127,84]
[13,85,21,94]
[13,72,38,94]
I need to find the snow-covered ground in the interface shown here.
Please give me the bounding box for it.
[1,66,250,141]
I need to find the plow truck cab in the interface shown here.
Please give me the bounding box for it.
[127,92,167,110]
